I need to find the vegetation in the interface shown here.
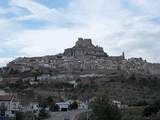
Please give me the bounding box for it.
[38,107,50,119]
[143,99,160,118]
[69,101,78,110]
[0,103,7,116]
[15,112,35,120]
[122,107,144,120]
[90,93,122,120]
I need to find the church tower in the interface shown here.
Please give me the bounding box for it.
[122,52,125,59]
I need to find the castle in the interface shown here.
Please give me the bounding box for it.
[64,38,108,58]
[3,38,160,77]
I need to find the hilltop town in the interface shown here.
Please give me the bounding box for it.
[1,38,160,76]
[0,38,160,119]
[1,38,160,97]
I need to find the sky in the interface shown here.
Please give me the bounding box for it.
[0,0,160,67]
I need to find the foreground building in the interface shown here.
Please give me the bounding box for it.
[0,95,20,118]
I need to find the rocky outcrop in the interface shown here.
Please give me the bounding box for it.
[4,38,160,76]
[64,38,108,58]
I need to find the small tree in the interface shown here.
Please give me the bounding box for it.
[91,93,122,120]
[53,104,60,112]
[143,100,160,117]
[15,112,24,120]
[46,96,54,106]
[69,101,78,110]
[38,107,49,119]
[31,69,41,81]
[0,103,7,116]
[156,111,160,120]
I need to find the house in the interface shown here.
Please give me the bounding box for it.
[112,100,128,109]
[78,102,88,110]
[30,102,39,112]
[112,100,121,108]
[21,101,39,113]
[55,102,70,111]
[4,77,20,85]
[0,95,20,118]
[68,80,78,88]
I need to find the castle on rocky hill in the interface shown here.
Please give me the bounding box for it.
[3,38,160,77]
[64,38,109,58]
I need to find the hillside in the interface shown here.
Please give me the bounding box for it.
[0,38,160,105]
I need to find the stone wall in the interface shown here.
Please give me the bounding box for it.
[64,38,108,58]
[5,38,160,76]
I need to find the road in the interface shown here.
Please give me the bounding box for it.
[45,110,85,120]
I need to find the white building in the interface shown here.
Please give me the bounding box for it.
[78,102,88,110]
[112,100,128,109]
[112,100,121,108]
[55,102,70,111]
[68,80,78,88]
[0,95,20,118]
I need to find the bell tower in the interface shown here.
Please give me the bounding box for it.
[122,52,125,59]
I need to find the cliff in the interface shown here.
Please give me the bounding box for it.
[64,38,108,58]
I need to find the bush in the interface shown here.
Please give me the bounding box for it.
[53,104,60,112]
[90,93,122,120]
[15,112,24,120]
[122,107,144,120]
[143,100,160,117]
[69,101,78,110]
[122,115,143,120]
[38,107,49,119]
[156,111,160,119]
[133,100,148,106]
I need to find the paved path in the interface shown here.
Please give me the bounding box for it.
[45,110,85,120]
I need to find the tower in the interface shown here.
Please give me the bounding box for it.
[122,52,125,59]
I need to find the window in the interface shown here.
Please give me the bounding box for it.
[11,111,15,114]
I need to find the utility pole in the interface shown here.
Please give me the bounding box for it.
[86,100,89,120]
[86,111,89,120]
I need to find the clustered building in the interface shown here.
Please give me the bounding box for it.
[4,38,160,83]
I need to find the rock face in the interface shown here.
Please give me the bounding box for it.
[64,38,108,58]
[4,38,160,76]
[75,38,93,48]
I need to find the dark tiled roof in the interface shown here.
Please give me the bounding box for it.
[0,95,15,101]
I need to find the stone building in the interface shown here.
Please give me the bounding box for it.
[5,37,160,79]
[64,38,108,58]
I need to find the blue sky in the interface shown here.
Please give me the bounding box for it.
[0,0,160,67]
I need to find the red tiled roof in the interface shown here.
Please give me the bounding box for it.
[0,95,15,101]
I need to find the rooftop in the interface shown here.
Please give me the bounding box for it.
[0,95,15,101]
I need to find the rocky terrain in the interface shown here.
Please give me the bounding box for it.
[1,37,160,105]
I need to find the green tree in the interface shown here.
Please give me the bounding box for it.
[143,100,160,117]
[31,69,41,81]
[91,93,121,120]
[46,96,54,106]
[15,112,24,120]
[69,101,78,110]
[156,111,160,120]
[0,103,7,116]
[38,107,49,119]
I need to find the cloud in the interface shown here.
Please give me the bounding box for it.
[0,0,160,67]
[9,0,60,21]
[0,58,15,67]
[127,0,160,16]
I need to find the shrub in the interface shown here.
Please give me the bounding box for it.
[90,93,122,120]
[69,101,78,110]
[143,100,160,117]
[38,107,49,119]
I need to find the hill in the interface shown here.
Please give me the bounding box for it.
[1,37,160,105]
